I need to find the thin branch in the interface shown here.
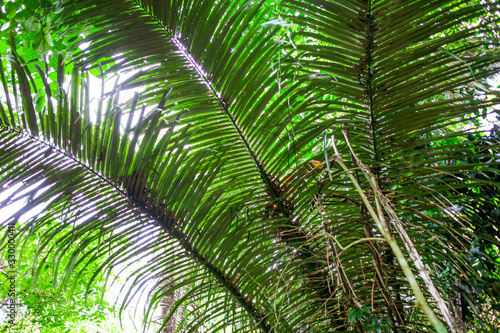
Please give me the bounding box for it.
[330,236,385,257]
[342,129,459,333]
[330,132,448,333]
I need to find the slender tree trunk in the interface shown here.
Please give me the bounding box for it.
[157,277,176,333]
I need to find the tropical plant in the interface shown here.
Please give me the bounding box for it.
[0,218,119,333]
[1,0,500,332]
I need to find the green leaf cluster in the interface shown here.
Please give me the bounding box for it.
[0,0,499,332]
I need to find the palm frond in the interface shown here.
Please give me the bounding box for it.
[1,0,499,331]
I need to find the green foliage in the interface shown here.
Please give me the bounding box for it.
[0,0,499,332]
[0,227,114,332]
[348,306,393,333]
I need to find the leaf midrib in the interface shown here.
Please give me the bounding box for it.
[1,125,272,333]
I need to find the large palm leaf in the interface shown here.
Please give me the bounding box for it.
[1,0,499,332]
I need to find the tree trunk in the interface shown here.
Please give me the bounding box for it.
[157,277,177,333]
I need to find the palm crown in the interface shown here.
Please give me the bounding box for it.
[1,0,499,332]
